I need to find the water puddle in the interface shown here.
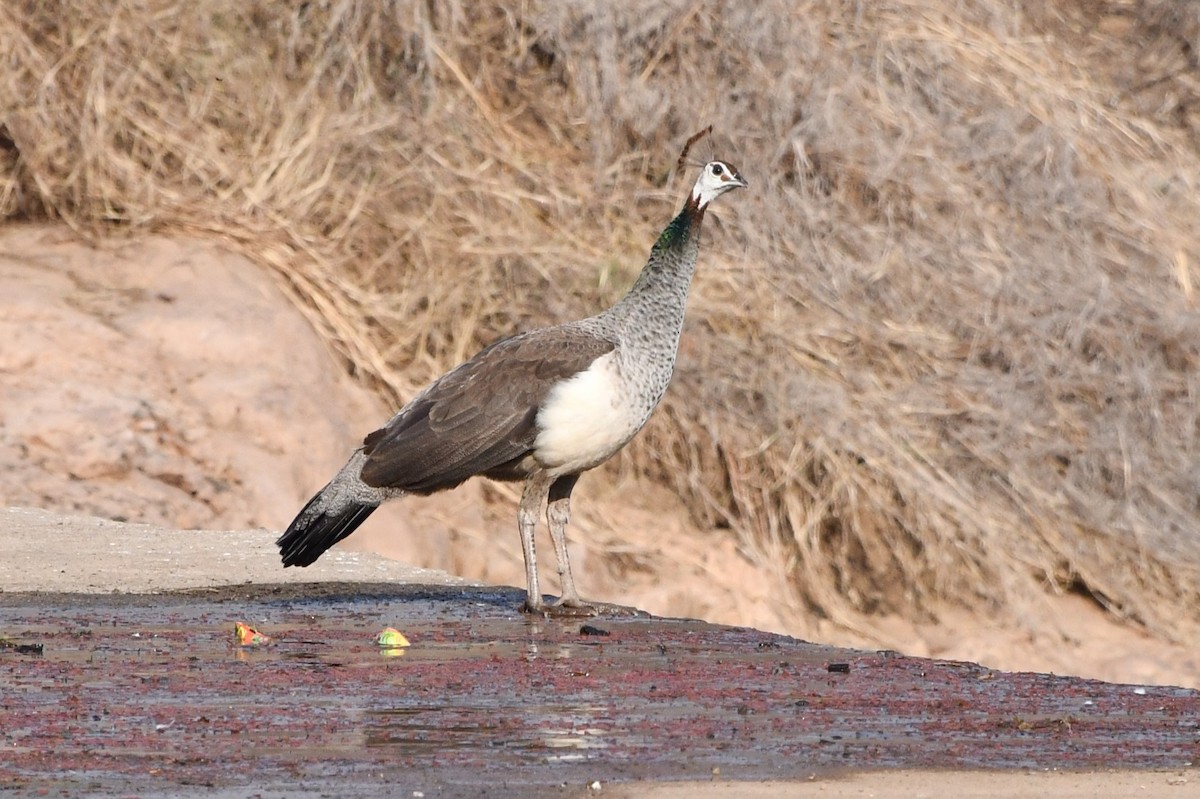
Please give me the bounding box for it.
[1,582,1196,796]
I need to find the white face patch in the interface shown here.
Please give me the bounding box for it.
[691,161,746,208]
[533,351,643,474]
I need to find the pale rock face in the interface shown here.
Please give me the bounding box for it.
[0,226,397,531]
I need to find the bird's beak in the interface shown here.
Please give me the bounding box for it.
[728,171,748,189]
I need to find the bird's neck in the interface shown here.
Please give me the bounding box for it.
[615,196,706,314]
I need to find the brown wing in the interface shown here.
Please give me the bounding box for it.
[358,326,616,493]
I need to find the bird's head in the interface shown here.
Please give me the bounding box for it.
[691,160,748,208]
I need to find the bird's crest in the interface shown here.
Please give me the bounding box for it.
[676,125,713,173]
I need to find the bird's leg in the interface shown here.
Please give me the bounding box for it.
[546,474,583,608]
[545,475,639,617]
[518,473,554,613]
[543,471,645,618]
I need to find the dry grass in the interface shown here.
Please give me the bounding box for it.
[3,0,1200,639]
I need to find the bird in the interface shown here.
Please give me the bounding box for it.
[277,155,747,614]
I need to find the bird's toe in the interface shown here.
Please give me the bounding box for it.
[546,597,645,618]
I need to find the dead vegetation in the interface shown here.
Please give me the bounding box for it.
[3,0,1199,640]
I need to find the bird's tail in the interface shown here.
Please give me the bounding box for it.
[277,490,377,567]
[277,450,383,567]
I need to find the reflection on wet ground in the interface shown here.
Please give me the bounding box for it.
[1,583,1197,797]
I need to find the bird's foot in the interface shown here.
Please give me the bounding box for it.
[547,597,644,618]
[521,596,549,615]
[521,594,645,618]
[522,592,584,616]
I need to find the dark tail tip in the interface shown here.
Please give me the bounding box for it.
[277,493,378,568]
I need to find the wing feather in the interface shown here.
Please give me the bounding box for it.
[359,327,615,493]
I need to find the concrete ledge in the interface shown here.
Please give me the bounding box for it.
[0,506,467,594]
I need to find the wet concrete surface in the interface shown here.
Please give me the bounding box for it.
[1,583,1197,797]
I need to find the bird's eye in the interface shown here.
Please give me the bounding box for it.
[711,163,724,176]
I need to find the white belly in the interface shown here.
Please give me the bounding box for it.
[533,351,643,474]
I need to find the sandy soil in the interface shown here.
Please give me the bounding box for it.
[0,223,1196,695]
[612,771,1196,799]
